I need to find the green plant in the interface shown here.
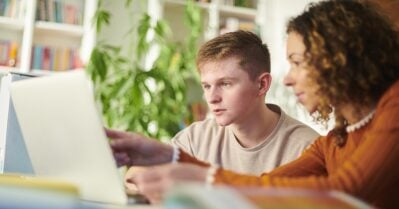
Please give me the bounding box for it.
[87,0,202,140]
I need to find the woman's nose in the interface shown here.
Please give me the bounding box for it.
[283,71,295,86]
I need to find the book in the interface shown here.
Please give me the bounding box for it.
[0,173,81,209]
[0,0,25,19]
[8,41,18,67]
[30,45,79,71]
[0,173,79,195]
[36,0,83,25]
[0,40,19,67]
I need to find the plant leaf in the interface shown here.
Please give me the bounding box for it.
[93,9,111,33]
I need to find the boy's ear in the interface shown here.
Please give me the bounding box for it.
[258,72,272,96]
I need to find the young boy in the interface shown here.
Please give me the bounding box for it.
[123,31,318,186]
[169,30,318,175]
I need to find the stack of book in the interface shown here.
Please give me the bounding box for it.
[0,0,25,19]
[0,40,18,67]
[36,0,83,25]
[30,45,81,71]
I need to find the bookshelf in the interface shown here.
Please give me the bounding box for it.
[0,0,97,74]
[0,16,24,30]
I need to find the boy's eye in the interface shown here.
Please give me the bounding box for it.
[222,82,231,87]
[202,84,210,89]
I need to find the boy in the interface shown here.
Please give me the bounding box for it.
[123,31,318,184]
[169,30,318,175]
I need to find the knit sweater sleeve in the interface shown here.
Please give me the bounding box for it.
[213,136,328,186]
[213,82,399,199]
[178,148,210,167]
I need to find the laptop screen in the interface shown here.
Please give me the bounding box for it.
[10,71,128,204]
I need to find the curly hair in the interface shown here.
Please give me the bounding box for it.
[196,30,270,81]
[287,0,399,146]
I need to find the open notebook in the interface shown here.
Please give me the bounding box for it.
[9,71,138,205]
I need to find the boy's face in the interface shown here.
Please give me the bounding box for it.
[200,57,261,126]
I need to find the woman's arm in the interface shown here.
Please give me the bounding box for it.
[213,87,399,199]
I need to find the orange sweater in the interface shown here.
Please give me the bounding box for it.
[179,80,399,209]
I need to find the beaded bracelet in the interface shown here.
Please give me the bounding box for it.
[205,166,218,186]
[171,144,180,164]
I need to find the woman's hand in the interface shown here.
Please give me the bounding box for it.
[106,128,174,167]
[128,163,208,204]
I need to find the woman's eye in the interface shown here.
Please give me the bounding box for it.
[292,61,302,66]
[290,60,306,69]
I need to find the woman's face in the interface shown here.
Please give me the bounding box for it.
[284,32,320,114]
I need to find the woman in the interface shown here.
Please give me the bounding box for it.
[109,0,399,207]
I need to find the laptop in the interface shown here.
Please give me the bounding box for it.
[9,71,142,206]
[1,72,35,175]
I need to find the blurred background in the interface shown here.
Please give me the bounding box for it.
[93,0,325,138]
[1,0,398,140]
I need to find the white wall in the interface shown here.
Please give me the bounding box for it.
[261,0,329,134]
[97,0,146,57]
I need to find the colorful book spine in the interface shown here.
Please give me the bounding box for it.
[0,40,19,67]
[30,45,81,71]
[36,0,83,25]
[0,0,25,19]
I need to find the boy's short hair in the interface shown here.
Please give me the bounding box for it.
[196,30,271,80]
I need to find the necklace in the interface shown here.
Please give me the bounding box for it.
[345,110,376,133]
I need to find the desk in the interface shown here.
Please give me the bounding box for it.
[0,183,163,209]
[0,178,373,209]
[164,184,374,209]
[82,202,162,209]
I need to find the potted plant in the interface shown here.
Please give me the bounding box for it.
[87,0,203,140]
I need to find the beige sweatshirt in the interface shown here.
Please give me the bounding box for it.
[172,104,319,175]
